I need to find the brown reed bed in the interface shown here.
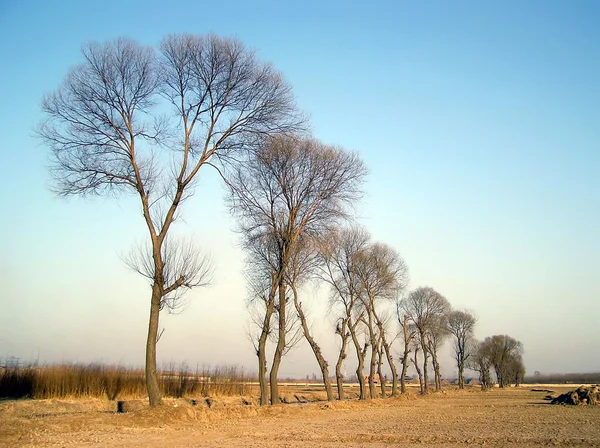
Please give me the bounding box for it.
[0,362,255,400]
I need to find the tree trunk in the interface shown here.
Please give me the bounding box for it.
[412,348,423,394]
[377,342,386,397]
[432,353,441,391]
[145,282,163,407]
[257,335,269,405]
[335,318,349,401]
[256,282,277,406]
[381,334,398,396]
[376,318,398,397]
[420,332,429,393]
[400,347,409,394]
[292,286,333,401]
[458,363,465,390]
[367,311,377,399]
[349,321,367,400]
[269,283,287,405]
[494,365,504,388]
[400,319,412,394]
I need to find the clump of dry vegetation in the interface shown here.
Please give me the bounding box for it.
[551,385,600,406]
[0,363,253,400]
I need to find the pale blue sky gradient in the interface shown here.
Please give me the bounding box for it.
[0,0,598,377]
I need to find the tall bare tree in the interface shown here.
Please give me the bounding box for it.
[227,135,366,405]
[446,310,477,389]
[355,242,408,398]
[39,35,302,406]
[286,241,334,401]
[425,317,450,391]
[397,311,416,394]
[399,287,450,393]
[319,226,370,400]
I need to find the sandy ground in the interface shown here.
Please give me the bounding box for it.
[1,386,599,447]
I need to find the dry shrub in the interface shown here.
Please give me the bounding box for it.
[551,385,600,406]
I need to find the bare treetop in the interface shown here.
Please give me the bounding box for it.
[355,242,409,304]
[400,286,451,330]
[40,38,160,197]
[228,135,367,259]
[38,34,304,407]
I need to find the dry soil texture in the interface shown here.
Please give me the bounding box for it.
[1,386,599,447]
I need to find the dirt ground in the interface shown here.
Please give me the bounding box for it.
[1,385,599,447]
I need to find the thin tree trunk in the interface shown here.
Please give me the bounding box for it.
[381,334,398,396]
[146,282,163,407]
[377,340,386,397]
[335,318,349,401]
[420,331,429,393]
[400,319,412,394]
[256,281,277,406]
[411,347,423,394]
[292,285,333,401]
[269,282,287,405]
[349,320,367,400]
[432,349,441,391]
[257,334,269,405]
[400,347,409,394]
[376,318,398,397]
[367,311,377,399]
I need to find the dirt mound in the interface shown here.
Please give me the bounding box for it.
[551,385,600,406]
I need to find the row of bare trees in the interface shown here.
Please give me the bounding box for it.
[40,33,524,407]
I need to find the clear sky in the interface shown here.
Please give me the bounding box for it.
[0,0,598,378]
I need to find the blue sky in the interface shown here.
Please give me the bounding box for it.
[0,0,598,377]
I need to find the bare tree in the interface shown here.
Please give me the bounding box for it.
[319,226,370,400]
[425,316,450,391]
[243,244,302,405]
[227,135,366,405]
[399,287,451,393]
[397,311,416,394]
[468,340,493,390]
[286,241,334,401]
[505,353,526,386]
[334,316,350,400]
[446,310,477,389]
[355,242,409,398]
[483,335,524,388]
[38,35,302,406]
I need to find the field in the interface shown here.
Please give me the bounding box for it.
[1,385,599,447]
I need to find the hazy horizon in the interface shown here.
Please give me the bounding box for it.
[1,0,598,379]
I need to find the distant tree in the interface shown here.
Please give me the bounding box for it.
[468,340,493,390]
[39,35,302,406]
[446,310,477,389]
[503,352,526,386]
[399,287,451,393]
[485,335,524,388]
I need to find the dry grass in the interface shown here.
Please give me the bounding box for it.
[0,363,254,400]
